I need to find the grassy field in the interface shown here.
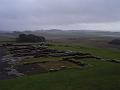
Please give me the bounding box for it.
[0,36,15,43]
[0,60,120,90]
[0,42,120,90]
[49,43,120,59]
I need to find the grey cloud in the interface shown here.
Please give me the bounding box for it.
[0,0,120,30]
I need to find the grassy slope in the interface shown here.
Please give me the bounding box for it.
[0,43,120,90]
[0,61,120,90]
[50,43,120,59]
[0,36,15,43]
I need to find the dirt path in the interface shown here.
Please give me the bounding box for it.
[0,47,10,80]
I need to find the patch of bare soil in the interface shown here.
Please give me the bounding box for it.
[15,60,82,75]
[16,63,48,75]
[40,61,80,71]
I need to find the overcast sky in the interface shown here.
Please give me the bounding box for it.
[0,0,120,31]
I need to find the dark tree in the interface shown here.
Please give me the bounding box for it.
[16,34,46,43]
[109,39,120,45]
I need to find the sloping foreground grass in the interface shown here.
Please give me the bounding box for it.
[0,60,120,90]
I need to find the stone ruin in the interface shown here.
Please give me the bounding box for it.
[2,43,109,77]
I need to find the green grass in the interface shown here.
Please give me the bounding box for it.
[49,43,120,59]
[0,36,15,43]
[0,60,120,90]
[0,42,120,90]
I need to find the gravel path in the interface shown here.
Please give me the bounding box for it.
[0,47,11,80]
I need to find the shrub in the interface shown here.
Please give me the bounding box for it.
[16,34,46,43]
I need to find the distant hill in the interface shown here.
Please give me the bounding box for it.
[0,30,120,40]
